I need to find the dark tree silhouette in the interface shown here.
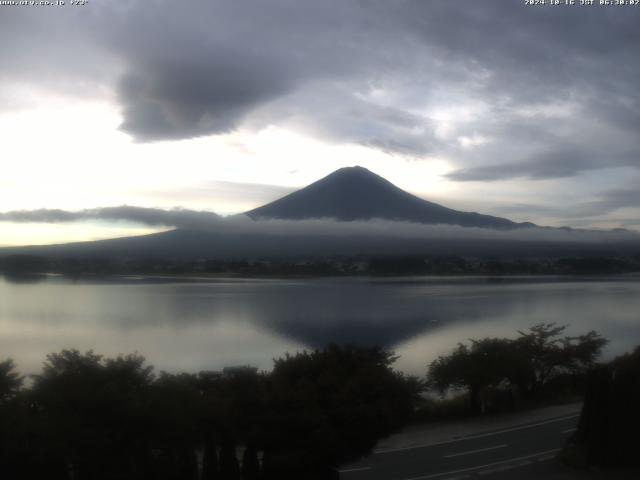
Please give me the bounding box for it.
[427,324,607,412]
[567,346,640,467]
[201,439,220,479]
[147,372,202,480]
[514,323,608,396]
[30,350,155,480]
[0,359,27,479]
[219,440,240,480]
[261,344,422,478]
[1,346,422,479]
[0,358,23,402]
[241,445,260,480]
[428,338,519,413]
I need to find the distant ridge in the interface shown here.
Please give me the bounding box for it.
[246,166,534,229]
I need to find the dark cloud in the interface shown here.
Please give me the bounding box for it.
[0,206,220,229]
[447,150,638,182]
[596,189,640,211]
[483,187,640,229]
[117,50,294,141]
[575,189,640,218]
[1,0,639,175]
[104,0,384,141]
[256,86,442,156]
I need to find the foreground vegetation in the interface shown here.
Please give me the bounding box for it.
[426,323,607,414]
[0,323,628,479]
[0,346,419,480]
[563,346,640,468]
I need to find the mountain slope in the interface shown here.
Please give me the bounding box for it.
[2,228,638,260]
[246,166,531,229]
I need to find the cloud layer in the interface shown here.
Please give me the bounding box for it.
[1,1,638,180]
[1,206,637,245]
[0,206,220,230]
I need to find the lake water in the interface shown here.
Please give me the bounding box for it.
[1,275,639,376]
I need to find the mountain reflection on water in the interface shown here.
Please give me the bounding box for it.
[2,275,639,375]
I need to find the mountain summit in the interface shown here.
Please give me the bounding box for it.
[246,166,529,229]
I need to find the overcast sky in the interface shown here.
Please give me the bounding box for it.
[1,0,639,246]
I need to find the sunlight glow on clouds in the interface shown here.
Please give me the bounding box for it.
[0,96,454,244]
[0,222,164,248]
[1,1,639,245]
[0,97,453,212]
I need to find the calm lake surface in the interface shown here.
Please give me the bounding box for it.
[2,275,640,375]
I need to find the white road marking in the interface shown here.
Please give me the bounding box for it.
[338,466,372,473]
[478,466,511,476]
[443,444,507,459]
[562,428,576,434]
[375,414,579,454]
[399,448,560,480]
[535,454,558,462]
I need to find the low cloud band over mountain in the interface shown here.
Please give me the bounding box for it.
[0,206,221,230]
[1,167,638,258]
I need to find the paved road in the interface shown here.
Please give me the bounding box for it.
[339,413,579,480]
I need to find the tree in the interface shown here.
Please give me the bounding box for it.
[514,323,607,395]
[427,338,519,413]
[219,440,240,480]
[241,445,260,480]
[427,324,608,412]
[0,359,23,403]
[30,350,156,480]
[262,345,422,478]
[567,345,640,467]
[0,359,27,479]
[147,372,202,480]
